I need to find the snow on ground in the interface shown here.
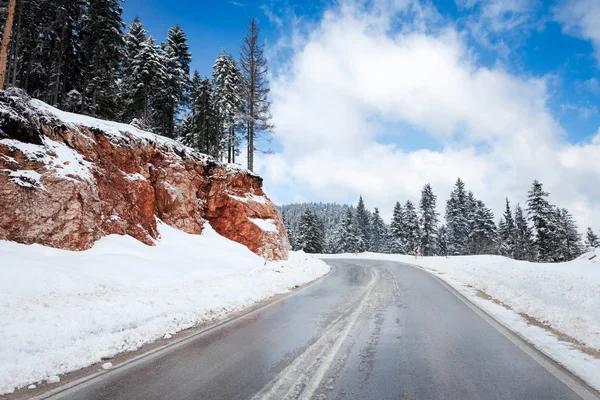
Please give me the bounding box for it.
[321,251,600,390]
[0,223,330,395]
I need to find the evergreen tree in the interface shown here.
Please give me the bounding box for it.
[296,210,324,254]
[121,17,149,123]
[389,201,406,254]
[404,200,421,251]
[240,18,273,171]
[354,196,371,252]
[554,208,583,261]
[335,208,358,253]
[369,208,387,253]
[586,227,600,249]
[419,183,439,256]
[213,50,243,161]
[513,203,535,261]
[498,198,515,258]
[79,0,125,118]
[467,198,497,255]
[438,225,449,256]
[445,178,470,255]
[526,180,555,262]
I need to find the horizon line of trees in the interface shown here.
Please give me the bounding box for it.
[0,0,272,170]
[283,178,598,263]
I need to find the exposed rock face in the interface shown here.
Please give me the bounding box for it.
[0,89,289,260]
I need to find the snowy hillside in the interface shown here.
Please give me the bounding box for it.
[321,252,600,390]
[0,222,330,395]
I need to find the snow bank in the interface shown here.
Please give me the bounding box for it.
[0,223,329,395]
[248,218,279,233]
[321,251,600,390]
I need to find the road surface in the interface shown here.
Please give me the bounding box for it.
[44,259,598,400]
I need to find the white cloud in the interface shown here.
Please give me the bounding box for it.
[554,0,600,63]
[259,0,600,230]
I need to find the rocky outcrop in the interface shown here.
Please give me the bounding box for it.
[0,89,289,260]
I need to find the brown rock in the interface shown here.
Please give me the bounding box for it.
[0,91,289,260]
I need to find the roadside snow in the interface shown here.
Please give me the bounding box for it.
[248,218,279,233]
[321,251,600,390]
[0,223,329,395]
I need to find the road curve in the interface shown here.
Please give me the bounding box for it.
[43,259,598,400]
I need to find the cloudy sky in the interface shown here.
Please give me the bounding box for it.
[125,0,600,228]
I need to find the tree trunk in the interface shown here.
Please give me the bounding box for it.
[0,0,17,90]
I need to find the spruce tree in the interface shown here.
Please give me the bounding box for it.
[404,200,421,251]
[370,208,387,253]
[498,198,515,258]
[467,199,497,255]
[438,225,449,257]
[296,210,324,254]
[355,196,371,252]
[586,227,600,249]
[513,203,535,261]
[390,201,406,254]
[240,18,273,171]
[419,183,439,256]
[79,0,124,118]
[445,178,470,255]
[555,208,583,261]
[526,180,555,262]
[121,17,149,123]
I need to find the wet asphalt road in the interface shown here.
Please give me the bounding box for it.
[48,259,595,400]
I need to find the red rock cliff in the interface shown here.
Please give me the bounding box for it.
[0,89,289,260]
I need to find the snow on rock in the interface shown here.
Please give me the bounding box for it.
[27,385,36,390]
[248,218,279,233]
[46,376,60,384]
[101,363,113,370]
[0,89,289,259]
[321,252,600,390]
[0,223,329,395]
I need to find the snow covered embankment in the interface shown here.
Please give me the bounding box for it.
[0,223,330,395]
[321,251,600,391]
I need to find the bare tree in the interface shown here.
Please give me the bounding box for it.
[240,18,273,171]
[0,0,17,89]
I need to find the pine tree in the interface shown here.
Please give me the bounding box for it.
[438,225,449,257]
[498,198,515,258]
[296,210,324,254]
[334,208,357,253]
[389,201,406,254]
[513,203,535,261]
[526,180,555,262]
[121,17,149,123]
[354,196,371,252]
[404,200,420,251]
[79,0,124,118]
[369,208,387,253]
[240,18,273,171]
[554,208,583,261]
[467,198,497,255]
[213,50,243,162]
[419,183,439,256]
[586,227,600,249]
[445,178,470,255]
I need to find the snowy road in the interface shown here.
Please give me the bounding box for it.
[42,260,599,400]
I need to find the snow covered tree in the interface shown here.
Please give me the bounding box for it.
[213,50,243,162]
[513,203,535,261]
[240,18,273,171]
[438,225,449,257]
[419,183,439,256]
[121,17,148,123]
[466,198,497,255]
[554,208,583,262]
[79,0,125,118]
[389,201,407,254]
[526,180,555,262]
[369,208,387,253]
[404,200,420,251]
[355,196,371,252]
[498,198,515,258]
[586,227,600,249]
[445,178,470,255]
[335,208,358,253]
[296,210,324,254]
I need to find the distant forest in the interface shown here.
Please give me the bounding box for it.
[280,178,600,263]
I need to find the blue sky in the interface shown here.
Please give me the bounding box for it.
[124,0,600,228]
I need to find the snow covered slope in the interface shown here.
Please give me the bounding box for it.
[321,251,600,390]
[0,222,330,395]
